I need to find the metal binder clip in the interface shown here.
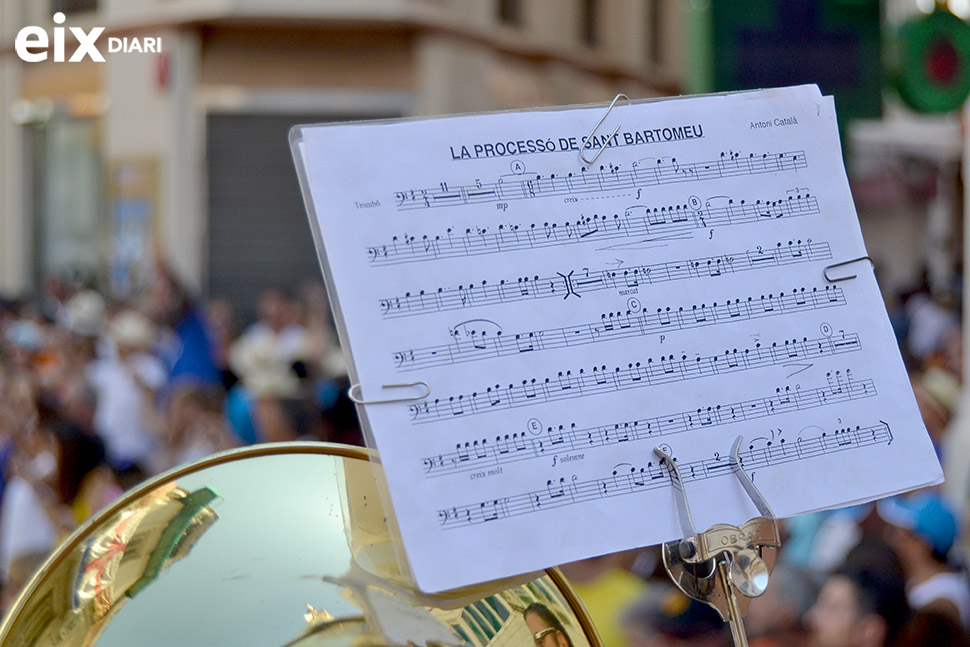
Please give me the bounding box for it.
[347,381,431,405]
[580,94,630,164]
[823,256,874,283]
[655,436,781,647]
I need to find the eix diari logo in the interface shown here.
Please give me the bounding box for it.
[15,12,162,63]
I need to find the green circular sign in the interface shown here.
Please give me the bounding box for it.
[894,9,970,113]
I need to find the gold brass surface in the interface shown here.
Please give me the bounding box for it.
[0,442,600,647]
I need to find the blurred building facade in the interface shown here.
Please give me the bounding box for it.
[0,0,684,317]
[1,0,966,322]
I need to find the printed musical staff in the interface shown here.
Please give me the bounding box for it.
[396,149,808,211]
[436,420,894,528]
[409,331,863,423]
[422,371,874,477]
[395,284,845,371]
[380,239,831,319]
[370,189,818,266]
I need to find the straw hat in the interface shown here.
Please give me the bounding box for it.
[108,311,157,351]
[228,331,300,398]
[65,290,106,338]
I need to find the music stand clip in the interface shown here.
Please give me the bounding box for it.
[655,436,782,647]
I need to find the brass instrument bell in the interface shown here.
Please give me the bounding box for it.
[0,443,601,647]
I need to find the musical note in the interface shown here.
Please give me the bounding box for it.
[395,284,846,370]
[396,149,808,211]
[410,330,863,424]
[479,498,509,522]
[371,189,819,265]
[419,373,876,477]
[379,239,832,319]
[436,420,893,528]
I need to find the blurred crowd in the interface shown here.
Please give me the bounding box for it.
[0,257,360,611]
[2,257,970,647]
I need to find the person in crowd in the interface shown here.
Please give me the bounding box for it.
[621,583,729,647]
[34,388,122,528]
[149,386,237,474]
[806,564,909,647]
[0,412,60,610]
[744,563,818,647]
[558,554,647,647]
[53,422,121,525]
[3,319,45,374]
[894,608,970,647]
[225,287,314,444]
[0,385,123,610]
[841,535,906,584]
[62,288,106,341]
[242,288,310,362]
[787,503,874,573]
[37,275,70,327]
[87,310,166,474]
[62,288,107,359]
[254,396,320,443]
[523,602,574,647]
[903,290,959,367]
[297,279,346,381]
[878,491,970,629]
[910,376,952,456]
[50,374,98,437]
[206,297,239,391]
[317,378,364,446]
[227,303,326,443]
[149,259,221,390]
[294,280,362,444]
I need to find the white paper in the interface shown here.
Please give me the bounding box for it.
[365,588,463,647]
[294,85,943,593]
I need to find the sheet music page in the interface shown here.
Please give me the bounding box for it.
[295,85,942,593]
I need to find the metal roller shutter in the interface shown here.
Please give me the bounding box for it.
[206,113,353,323]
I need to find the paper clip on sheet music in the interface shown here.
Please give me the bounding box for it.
[580,93,630,164]
[348,381,431,405]
[823,256,874,283]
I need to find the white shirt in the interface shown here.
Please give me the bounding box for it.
[909,571,970,629]
[236,322,309,363]
[88,352,166,466]
[0,476,57,583]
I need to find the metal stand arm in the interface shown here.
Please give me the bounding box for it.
[655,436,781,647]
